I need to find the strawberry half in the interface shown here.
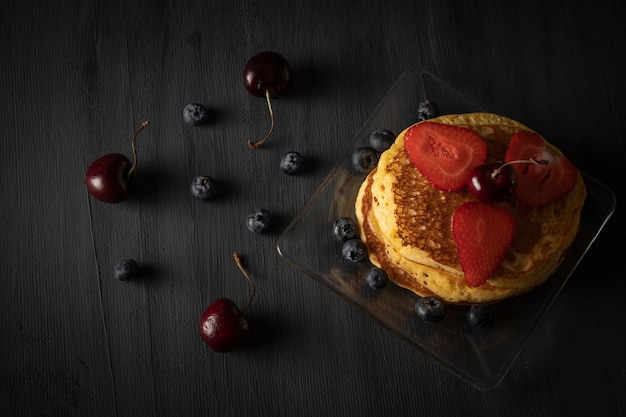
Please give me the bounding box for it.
[404,122,487,191]
[451,202,516,287]
[504,131,578,207]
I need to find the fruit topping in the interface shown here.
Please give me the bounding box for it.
[467,304,492,327]
[451,202,516,287]
[85,121,149,203]
[332,217,357,242]
[246,208,272,233]
[199,252,255,353]
[416,99,439,122]
[467,162,518,203]
[368,129,396,152]
[365,267,389,290]
[114,259,140,282]
[504,131,578,207]
[341,239,368,262]
[191,176,218,201]
[183,103,209,125]
[244,51,292,148]
[351,146,379,173]
[279,151,305,175]
[415,296,446,323]
[404,122,487,192]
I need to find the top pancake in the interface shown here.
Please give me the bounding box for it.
[356,113,587,303]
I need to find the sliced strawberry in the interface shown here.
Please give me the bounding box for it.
[504,131,578,207]
[404,122,487,191]
[451,202,516,287]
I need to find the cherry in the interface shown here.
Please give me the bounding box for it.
[243,51,292,148]
[467,158,547,203]
[85,121,149,203]
[467,162,518,203]
[199,252,256,353]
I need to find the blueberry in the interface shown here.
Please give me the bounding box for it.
[246,208,272,233]
[191,176,218,201]
[365,267,389,290]
[280,151,305,175]
[341,239,368,262]
[332,217,357,242]
[416,100,439,122]
[114,259,140,282]
[351,146,379,173]
[368,129,396,153]
[415,296,446,323]
[183,103,209,125]
[467,305,492,328]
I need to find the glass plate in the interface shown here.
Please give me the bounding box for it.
[276,70,616,390]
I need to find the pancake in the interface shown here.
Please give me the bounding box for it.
[355,113,586,304]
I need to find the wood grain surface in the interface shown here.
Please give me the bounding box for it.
[1,0,624,416]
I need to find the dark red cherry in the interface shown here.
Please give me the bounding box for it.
[199,253,256,353]
[243,51,292,97]
[467,162,518,203]
[85,153,132,203]
[243,51,292,148]
[199,298,251,352]
[85,121,149,203]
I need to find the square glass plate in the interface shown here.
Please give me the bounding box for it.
[276,70,616,390]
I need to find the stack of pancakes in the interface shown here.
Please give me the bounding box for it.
[355,113,587,304]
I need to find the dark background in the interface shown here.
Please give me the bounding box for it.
[1,0,624,416]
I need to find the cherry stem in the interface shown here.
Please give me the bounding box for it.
[491,157,548,179]
[128,120,150,178]
[233,252,256,314]
[247,89,274,149]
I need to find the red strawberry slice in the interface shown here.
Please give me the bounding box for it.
[451,202,516,287]
[504,131,578,207]
[404,122,487,191]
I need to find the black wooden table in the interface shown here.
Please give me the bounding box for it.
[2,1,624,416]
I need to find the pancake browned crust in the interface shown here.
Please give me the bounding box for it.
[355,113,587,304]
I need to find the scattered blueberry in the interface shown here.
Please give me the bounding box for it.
[246,208,272,233]
[467,304,492,328]
[368,129,396,153]
[351,146,379,173]
[191,176,218,201]
[416,100,439,122]
[114,259,140,282]
[365,267,389,290]
[280,151,305,175]
[341,239,368,262]
[415,296,446,323]
[332,217,357,241]
[183,103,209,125]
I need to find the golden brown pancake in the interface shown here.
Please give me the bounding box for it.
[355,113,586,304]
